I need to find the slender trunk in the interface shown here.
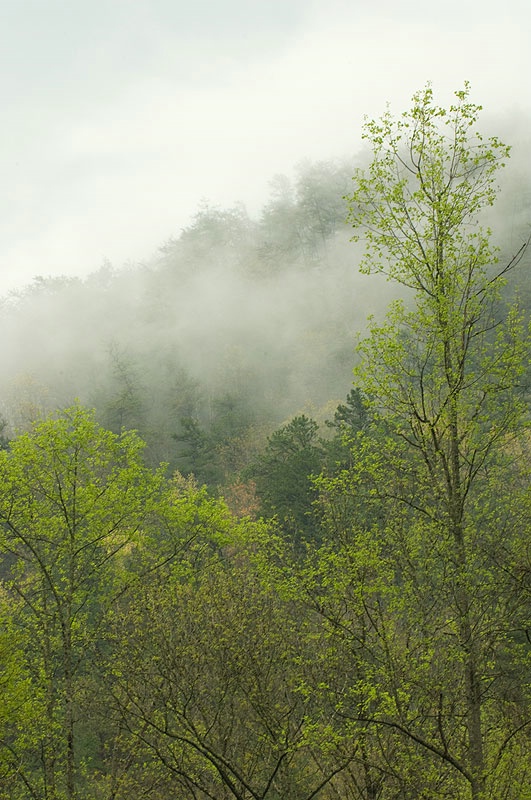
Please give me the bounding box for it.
[65,494,77,800]
[448,407,485,800]
[64,624,76,800]
[42,588,57,800]
[64,549,76,800]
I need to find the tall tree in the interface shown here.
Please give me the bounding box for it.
[318,84,530,799]
[0,405,166,800]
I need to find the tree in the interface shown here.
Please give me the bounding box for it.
[257,160,354,270]
[250,415,325,545]
[295,159,354,259]
[0,404,167,800]
[99,342,147,435]
[109,495,355,800]
[317,84,531,799]
[323,388,370,473]
[0,589,35,798]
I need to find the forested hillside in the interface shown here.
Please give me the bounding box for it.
[0,157,393,486]
[0,86,530,799]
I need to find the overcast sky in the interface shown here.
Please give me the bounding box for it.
[1,0,530,295]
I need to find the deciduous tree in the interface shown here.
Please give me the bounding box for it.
[0,404,166,799]
[317,83,531,799]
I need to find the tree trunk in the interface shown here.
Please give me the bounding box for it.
[449,409,485,800]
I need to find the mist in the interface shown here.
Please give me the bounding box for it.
[1,0,530,484]
[0,125,529,485]
[2,0,530,294]
[0,159,390,454]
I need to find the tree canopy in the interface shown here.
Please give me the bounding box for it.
[0,85,529,800]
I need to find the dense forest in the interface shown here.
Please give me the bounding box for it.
[0,85,530,799]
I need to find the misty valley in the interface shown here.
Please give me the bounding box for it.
[1,88,530,800]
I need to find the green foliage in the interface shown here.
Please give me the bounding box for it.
[250,415,325,545]
[0,89,529,800]
[108,508,354,800]
[323,387,370,471]
[326,387,368,434]
[174,391,256,487]
[320,83,531,799]
[347,82,511,287]
[0,404,167,800]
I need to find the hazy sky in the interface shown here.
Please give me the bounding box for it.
[1,0,530,295]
